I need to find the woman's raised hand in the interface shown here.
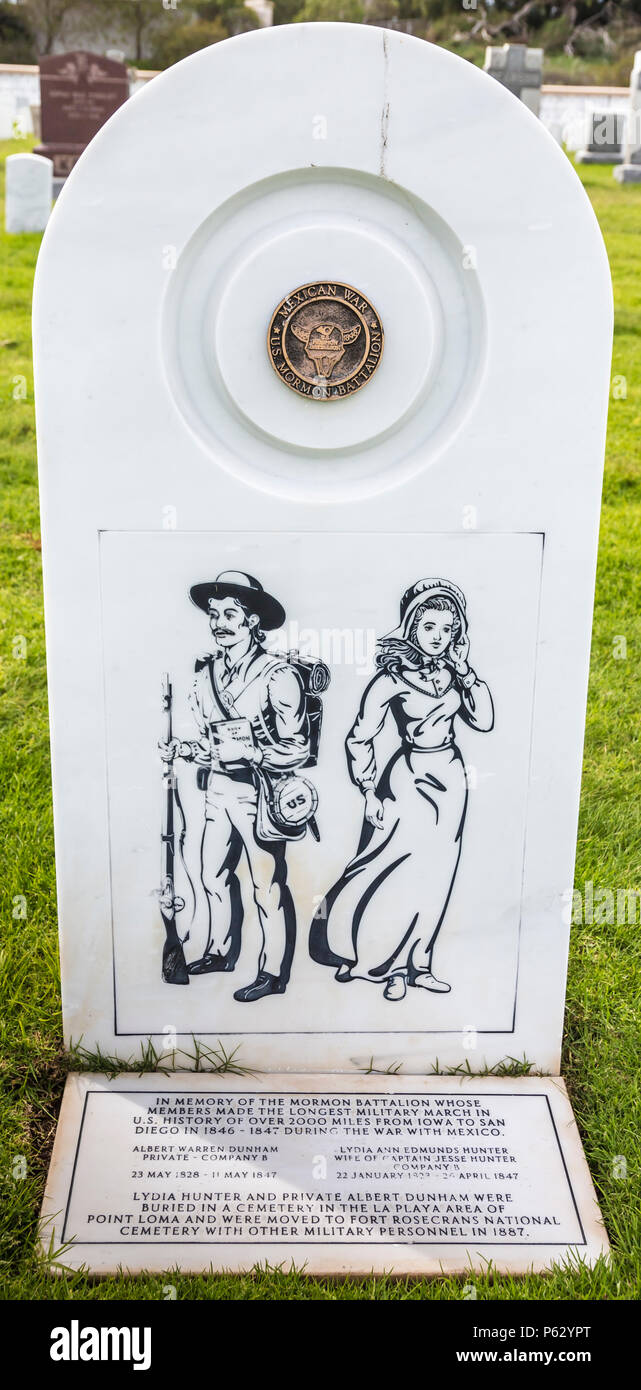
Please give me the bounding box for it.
[450,632,470,674]
[364,790,385,829]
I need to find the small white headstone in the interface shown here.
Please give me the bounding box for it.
[614,50,641,183]
[5,153,53,234]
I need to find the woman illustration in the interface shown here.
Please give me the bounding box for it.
[310,578,494,1001]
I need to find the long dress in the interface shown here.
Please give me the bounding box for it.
[309,663,493,982]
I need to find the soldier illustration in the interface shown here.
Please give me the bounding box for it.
[159,571,328,1002]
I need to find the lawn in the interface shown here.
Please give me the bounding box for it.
[0,138,639,1302]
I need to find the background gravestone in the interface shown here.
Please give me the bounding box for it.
[5,152,52,234]
[615,50,641,183]
[34,24,611,1275]
[34,50,129,186]
[575,111,624,164]
[483,43,543,116]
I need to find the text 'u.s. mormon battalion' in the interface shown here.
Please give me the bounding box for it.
[267,281,384,400]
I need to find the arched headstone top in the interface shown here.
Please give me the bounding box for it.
[35,24,611,504]
[5,152,52,234]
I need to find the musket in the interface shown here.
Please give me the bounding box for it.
[159,673,189,985]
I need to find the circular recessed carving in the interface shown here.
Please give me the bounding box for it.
[267,282,383,401]
[161,167,485,502]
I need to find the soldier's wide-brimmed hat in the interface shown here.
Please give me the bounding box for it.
[189,571,285,631]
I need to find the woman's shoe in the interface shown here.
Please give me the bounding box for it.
[335,963,355,982]
[412,970,451,993]
[384,971,407,1001]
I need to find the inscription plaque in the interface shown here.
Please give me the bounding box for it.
[41,1074,609,1276]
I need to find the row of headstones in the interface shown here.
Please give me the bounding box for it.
[485,41,641,178]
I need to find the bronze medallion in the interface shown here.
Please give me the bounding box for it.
[267,282,383,401]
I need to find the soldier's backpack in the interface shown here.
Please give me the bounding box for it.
[284,649,330,767]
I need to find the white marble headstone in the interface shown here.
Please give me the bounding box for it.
[33,25,611,1079]
[5,152,53,234]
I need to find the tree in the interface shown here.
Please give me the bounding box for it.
[182,1,261,40]
[150,17,228,66]
[19,0,77,55]
[0,1,36,62]
[148,2,258,66]
[294,0,365,20]
[447,1,639,52]
[272,0,300,21]
[88,0,177,66]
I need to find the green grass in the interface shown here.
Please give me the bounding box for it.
[0,139,639,1301]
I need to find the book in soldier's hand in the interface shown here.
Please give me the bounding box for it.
[209,718,255,764]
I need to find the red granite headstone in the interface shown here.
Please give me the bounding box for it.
[34,51,129,180]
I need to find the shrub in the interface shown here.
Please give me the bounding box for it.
[294,0,365,22]
[0,0,36,64]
